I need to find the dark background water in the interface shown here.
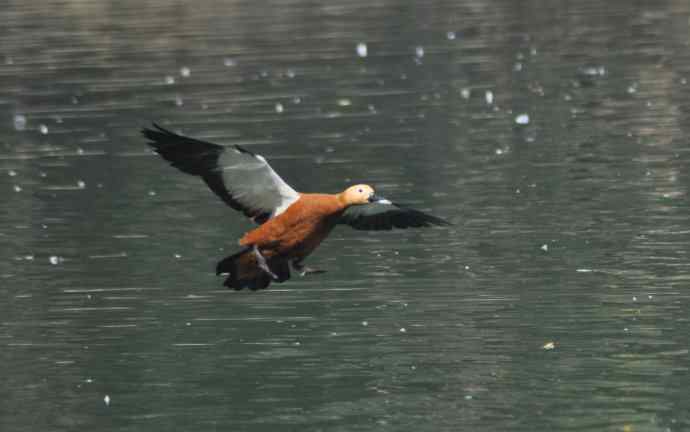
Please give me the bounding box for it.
[2,0,690,431]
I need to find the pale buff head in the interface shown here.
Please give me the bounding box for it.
[340,184,376,205]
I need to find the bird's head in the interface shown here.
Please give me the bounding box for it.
[340,184,389,206]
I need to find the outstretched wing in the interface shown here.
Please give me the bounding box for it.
[338,201,451,231]
[142,123,300,224]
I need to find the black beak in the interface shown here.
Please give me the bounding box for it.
[368,193,385,203]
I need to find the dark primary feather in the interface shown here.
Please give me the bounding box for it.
[338,202,451,231]
[142,123,272,223]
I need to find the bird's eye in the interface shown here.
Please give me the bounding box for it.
[358,188,363,193]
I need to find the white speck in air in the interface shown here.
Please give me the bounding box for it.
[356,42,368,58]
[515,114,530,125]
[13,114,27,131]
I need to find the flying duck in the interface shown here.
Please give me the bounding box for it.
[142,124,450,290]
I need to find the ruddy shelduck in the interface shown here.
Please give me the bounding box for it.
[143,124,450,290]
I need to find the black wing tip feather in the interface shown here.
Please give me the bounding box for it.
[141,122,225,174]
[142,123,257,159]
[405,208,452,227]
[141,123,175,147]
[393,203,452,227]
[233,144,256,157]
[340,202,452,231]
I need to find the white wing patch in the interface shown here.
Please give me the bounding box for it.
[218,148,299,220]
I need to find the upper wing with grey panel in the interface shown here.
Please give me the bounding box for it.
[142,123,299,224]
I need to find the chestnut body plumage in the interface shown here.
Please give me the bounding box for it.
[143,124,450,290]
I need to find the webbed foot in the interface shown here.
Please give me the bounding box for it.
[292,260,326,277]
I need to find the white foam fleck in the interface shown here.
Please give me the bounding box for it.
[13,185,21,192]
[180,67,191,77]
[446,31,456,40]
[415,46,425,58]
[49,255,61,265]
[460,88,470,99]
[223,58,237,67]
[13,114,27,131]
[104,395,110,406]
[485,90,494,105]
[515,114,530,125]
[337,98,352,107]
[39,124,49,134]
[77,180,86,189]
[275,103,284,113]
[356,42,368,58]
[540,244,548,252]
[164,76,175,85]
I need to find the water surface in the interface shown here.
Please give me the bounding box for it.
[2,1,690,431]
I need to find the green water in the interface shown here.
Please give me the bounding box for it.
[2,0,690,430]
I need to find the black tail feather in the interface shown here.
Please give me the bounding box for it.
[215,247,251,276]
[216,248,290,290]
